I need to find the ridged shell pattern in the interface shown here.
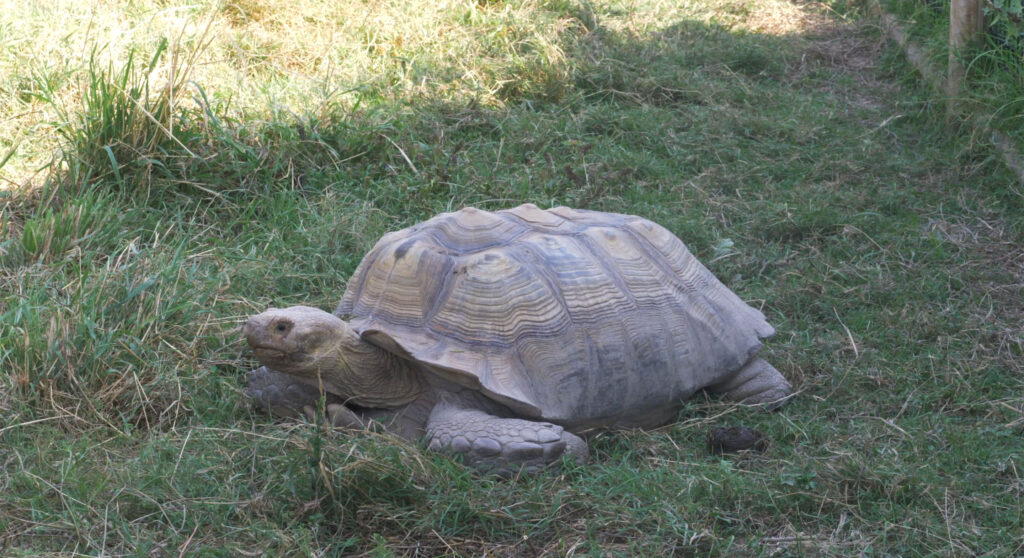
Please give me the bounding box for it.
[336,204,774,429]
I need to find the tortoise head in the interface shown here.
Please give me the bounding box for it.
[244,306,349,375]
[244,305,425,408]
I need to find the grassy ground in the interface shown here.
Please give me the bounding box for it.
[1,0,1022,555]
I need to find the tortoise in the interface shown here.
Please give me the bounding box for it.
[244,204,790,475]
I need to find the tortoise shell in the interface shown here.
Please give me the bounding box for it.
[336,204,774,429]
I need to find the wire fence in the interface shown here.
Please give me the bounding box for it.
[896,1,1022,142]
[879,0,1023,181]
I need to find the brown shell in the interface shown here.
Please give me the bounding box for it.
[336,204,774,429]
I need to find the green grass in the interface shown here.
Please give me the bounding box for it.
[2,0,1023,555]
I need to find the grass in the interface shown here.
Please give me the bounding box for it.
[1,0,1023,555]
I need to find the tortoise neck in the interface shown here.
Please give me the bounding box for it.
[325,326,426,408]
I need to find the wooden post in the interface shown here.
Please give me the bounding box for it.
[947,0,984,123]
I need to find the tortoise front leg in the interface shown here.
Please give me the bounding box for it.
[426,400,588,477]
[246,366,366,428]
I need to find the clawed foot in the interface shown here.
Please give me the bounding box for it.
[427,405,588,477]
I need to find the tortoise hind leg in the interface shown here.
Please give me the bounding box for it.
[426,401,588,477]
[711,358,791,409]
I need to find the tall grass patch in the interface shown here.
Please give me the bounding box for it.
[1,229,230,430]
[51,38,210,198]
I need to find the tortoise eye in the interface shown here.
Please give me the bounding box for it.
[275,322,289,333]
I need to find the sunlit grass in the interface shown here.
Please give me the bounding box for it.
[0,0,582,192]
